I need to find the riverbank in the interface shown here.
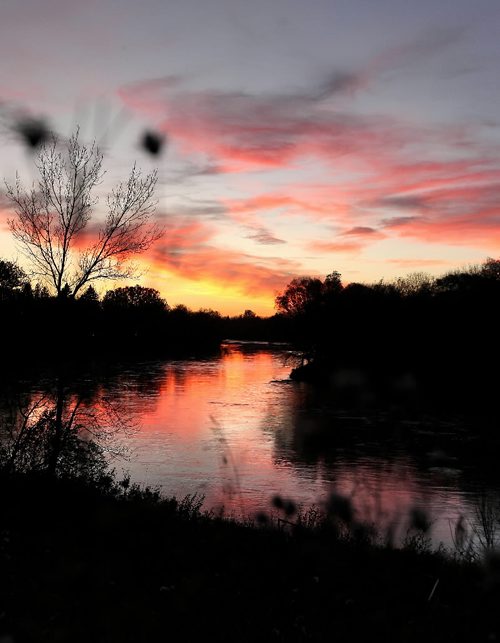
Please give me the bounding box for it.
[289,356,500,420]
[1,471,498,642]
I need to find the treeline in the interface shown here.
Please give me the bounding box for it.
[5,254,500,401]
[274,259,500,409]
[0,260,289,361]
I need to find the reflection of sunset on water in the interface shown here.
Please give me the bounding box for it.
[20,345,487,548]
[61,344,475,549]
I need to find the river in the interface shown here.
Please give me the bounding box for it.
[6,341,500,551]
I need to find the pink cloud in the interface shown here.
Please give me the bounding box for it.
[115,71,500,258]
[342,226,386,239]
[307,240,365,254]
[140,217,299,297]
[64,212,298,298]
[117,75,414,172]
[383,211,500,248]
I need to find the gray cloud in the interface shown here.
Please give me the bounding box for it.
[165,199,228,220]
[166,160,223,182]
[373,26,467,76]
[373,195,429,210]
[301,70,366,102]
[381,216,422,228]
[246,227,286,245]
[342,226,380,236]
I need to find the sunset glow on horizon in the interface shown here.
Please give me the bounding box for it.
[1,0,500,315]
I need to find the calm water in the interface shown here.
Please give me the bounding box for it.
[13,342,500,549]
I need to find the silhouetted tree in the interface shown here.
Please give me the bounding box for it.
[102,285,168,312]
[33,283,50,299]
[393,272,434,297]
[172,304,189,315]
[480,257,500,281]
[0,259,27,298]
[434,265,483,294]
[275,277,324,316]
[323,271,343,295]
[6,131,161,298]
[79,285,100,303]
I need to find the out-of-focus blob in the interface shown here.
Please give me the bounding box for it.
[141,130,166,156]
[13,116,52,150]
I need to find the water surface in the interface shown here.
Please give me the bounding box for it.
[57,341,495,551]
[9,342,499,550]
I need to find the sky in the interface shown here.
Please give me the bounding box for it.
[1,0,500,315]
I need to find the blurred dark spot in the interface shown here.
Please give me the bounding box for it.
[255,512,269,525]
[14,117,51,149]
[272,495,284,510]
[141,130,166,156]
[271,495,297,517]
[326,493,353,524]
[409,507,431,533]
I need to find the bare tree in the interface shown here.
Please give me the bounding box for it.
[5,131,162,297]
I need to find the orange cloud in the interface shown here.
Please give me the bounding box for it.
[142,217,302,307]
[151,242,298,299]
[158,219,216,248]
[306,240,365,254]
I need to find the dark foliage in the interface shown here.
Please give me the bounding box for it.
[1,468,499,642]
[0,259,29,299]
[0,266,294,362]
[4,256,500,415]
[276,259,500,413]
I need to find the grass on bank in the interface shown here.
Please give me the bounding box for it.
[1,468,500,643]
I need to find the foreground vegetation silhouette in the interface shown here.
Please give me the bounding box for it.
[2,421,500,642]
[1,351,499,641]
